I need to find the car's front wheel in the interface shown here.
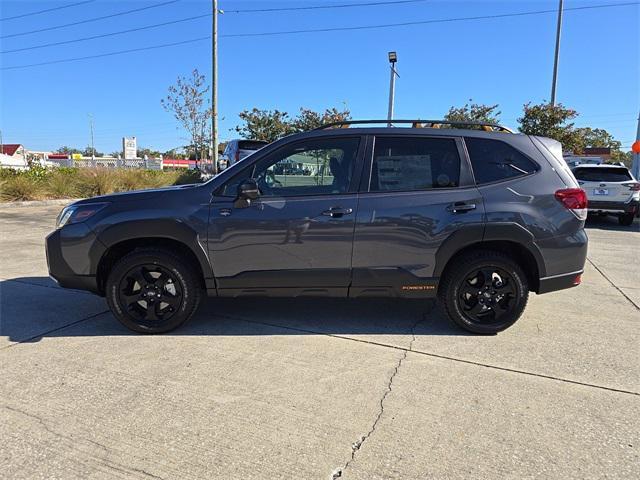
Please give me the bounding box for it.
[619,213,635,226]
[106,248,202,333]
[439,250,529,334]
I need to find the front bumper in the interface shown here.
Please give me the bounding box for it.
[46,224,104,295]
[587,198,639,214]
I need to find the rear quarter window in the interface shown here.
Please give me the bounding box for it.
[572,167,632,182]
[465,137,539,185]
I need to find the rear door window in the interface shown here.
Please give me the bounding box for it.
[465,137,538,185]
[572,167,632,182]
[370,136,461,192]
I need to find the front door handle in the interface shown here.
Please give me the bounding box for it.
[322,207,353,218]
[447,202,476,213]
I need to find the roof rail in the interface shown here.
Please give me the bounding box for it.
[314,119,514,133]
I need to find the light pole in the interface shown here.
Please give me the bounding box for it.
[88,113,95,159]
[387,51,398,126]
[550,0,564,106]
[212,0,219,174]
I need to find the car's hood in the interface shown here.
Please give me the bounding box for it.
[72,183,201,205]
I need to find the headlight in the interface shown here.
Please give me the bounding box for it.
[56,202,109,229]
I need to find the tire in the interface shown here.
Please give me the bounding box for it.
[438,250,529,334]
[618,213,634,226]
[106,248,202,334]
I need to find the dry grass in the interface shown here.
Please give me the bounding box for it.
[0,167,203,202]
[0,176,43,201]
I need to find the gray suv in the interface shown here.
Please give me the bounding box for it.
[46,120,588,334]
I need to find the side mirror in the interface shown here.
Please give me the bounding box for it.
[234,179,260,208]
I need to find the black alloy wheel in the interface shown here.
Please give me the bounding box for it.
[106,248,202,334]
[439,250,529,334]
[457,267,517,325]
[118,264,183,325]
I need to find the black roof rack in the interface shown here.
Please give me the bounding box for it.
[314,119,514,133]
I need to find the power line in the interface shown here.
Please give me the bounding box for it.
[1,13,211,54]
[2,37,210,70]
[3,1,636,55]
[2,1,637,71]
[0,0,181,39]
[0,0,95,22]
[221,1,640,38]
[0,1,430,53]
[223,0,429,14]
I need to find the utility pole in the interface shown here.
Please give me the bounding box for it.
[387,51,398,126]
[550,0,564,106]
[212,0,219,174]
[88,114,95,159]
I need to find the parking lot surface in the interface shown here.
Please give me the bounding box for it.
[0,203,638,479]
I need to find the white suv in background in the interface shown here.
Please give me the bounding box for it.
[220,139,269,170]
[572,164,639,226]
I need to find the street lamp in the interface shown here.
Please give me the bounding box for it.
[387,51,399,126]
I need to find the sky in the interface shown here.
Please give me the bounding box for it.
[0,0,638,155]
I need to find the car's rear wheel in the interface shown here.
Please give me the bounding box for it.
[106,248,202,333]
[619,213,635,226]
[439,250,529,334]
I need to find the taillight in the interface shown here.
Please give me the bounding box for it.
[624,182,640,191]
[235,151,240,163]
[555,188,588,220]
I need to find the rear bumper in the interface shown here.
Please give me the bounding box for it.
[538,270,583,294]
[587,199,639,214]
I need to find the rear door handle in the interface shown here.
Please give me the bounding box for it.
[447,202,476,213]
[322,207,353,218]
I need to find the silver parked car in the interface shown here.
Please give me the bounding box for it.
[572,164,640,226]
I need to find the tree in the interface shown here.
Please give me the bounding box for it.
[234,106,351,142]
[137,147,162,158]
[161,69,212,164]
[290,107,351,132]
[444,100,501,126]
[234,109,293,142]
[574,127,622,151]
[517,102,582,152]
[82,146,103,157]
[55,146,82,155]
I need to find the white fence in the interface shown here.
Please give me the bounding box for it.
[53,157,163,171]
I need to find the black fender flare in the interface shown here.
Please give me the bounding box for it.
[96,219,214,279]
[433,222,546,278]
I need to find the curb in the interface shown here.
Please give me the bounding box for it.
[0,198,82,208]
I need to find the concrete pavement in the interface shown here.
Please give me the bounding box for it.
[0,203,638,479]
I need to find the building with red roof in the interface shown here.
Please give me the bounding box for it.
[1,144,24,157]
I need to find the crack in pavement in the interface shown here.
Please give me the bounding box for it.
[586,256,639,310]
[329,313,427,480]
